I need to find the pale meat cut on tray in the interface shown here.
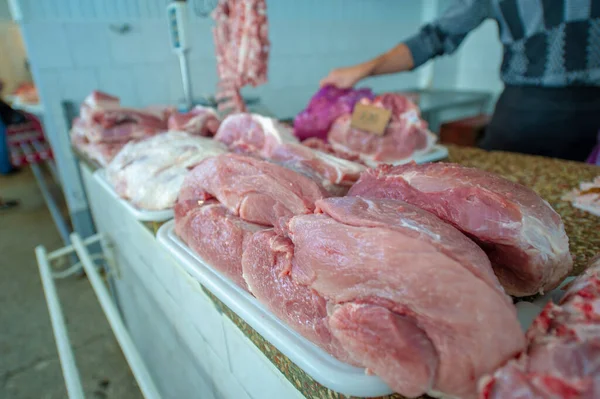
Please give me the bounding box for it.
[214,113,364,195]
[328,93,436,166]
[167,105,221,136]
[214,113,298,157]
[177,153,328,229]
[480,254,600,399]
[267,143,366,196]
[174,200,266,291]
[70,118,127,166]
[79,91,169,143]
[106,132,227,210]
[212,0,269,113]
[243,197,524,399]
[349,162,573,297]
[70,91,171,166]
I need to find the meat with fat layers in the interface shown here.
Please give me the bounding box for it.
[349,162,573,297]
[243,196,525,399]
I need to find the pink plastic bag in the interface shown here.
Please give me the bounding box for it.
[293,85,374,141]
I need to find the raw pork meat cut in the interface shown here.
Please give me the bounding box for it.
[178,153,327,228]
[79,91,169,142]
[214,113,297,157]
[212,0,269,113]
[70,118,126,166]
[167,106,221,136]
[267,143,365,196]
[71,91,171,163]
[174,200,266,291]
[349,162,573,297]
[213,113,363,194]
[328,93,436,166]
[243,196,524,399]
[106,132,227,210]
[302,137,366,164]
[479,254,600,399]
[242,230,354,364]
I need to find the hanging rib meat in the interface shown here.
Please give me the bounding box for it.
[212,0,269,114]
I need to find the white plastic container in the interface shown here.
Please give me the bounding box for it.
[388,144,449,166]
[94,170,174,222]
[156,221,393,398]
[157,219,572,397]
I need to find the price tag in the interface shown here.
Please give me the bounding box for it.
[350,103,392,136]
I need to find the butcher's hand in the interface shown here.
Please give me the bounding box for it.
[320,64,372,89]
[320,43,415,89]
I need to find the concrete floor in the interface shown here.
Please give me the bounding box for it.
[0,167,142,399]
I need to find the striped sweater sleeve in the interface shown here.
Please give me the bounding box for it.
[404,0,492,68]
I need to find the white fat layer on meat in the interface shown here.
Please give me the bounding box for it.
[251,114,298,144]
[363,198,442,241]
[521,212,568,256]
[107,132,227,210]
[311,149,365,184]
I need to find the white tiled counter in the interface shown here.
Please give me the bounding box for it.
[79,163,302,399]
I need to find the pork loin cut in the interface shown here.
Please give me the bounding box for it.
[349,162,573,297]
[267,143,365,196]
[480,255,600,399]
[167,105,221,136]
[243,196,524,399]
[106,132,227,210]
[328,93,436,166]
[77,91,169,143]
[174,201,266,291]
[242,230,353,363]
[214,113,298,157]
[178,153,327,228]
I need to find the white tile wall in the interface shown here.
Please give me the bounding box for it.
[64,22,112,67]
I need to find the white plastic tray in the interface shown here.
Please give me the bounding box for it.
[156,220,393,398]
[94,170,174,222]
[515,276,576,331]
[405,144,449,165]
[157,220,574,396]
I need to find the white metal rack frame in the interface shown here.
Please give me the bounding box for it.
[35,233,162,399]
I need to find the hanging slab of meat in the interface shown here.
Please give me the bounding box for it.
[167,105,221,137]
[214,113,298,157]
[177,153,328,229]
[106,132,227,210]
[243,196,524,399]
[212,0,269,113]
[267,143,366,196]
[480,255,600,399]
[174,200,266,291]
[328,93,436,166]
[349,162,573,297]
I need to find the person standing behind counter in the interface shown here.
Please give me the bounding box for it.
[321,0,600,162]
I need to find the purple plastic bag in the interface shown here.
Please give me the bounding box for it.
[586,130,600,166]
[293,85,374,141]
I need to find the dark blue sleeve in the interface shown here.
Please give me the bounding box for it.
[404,0,492,68]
